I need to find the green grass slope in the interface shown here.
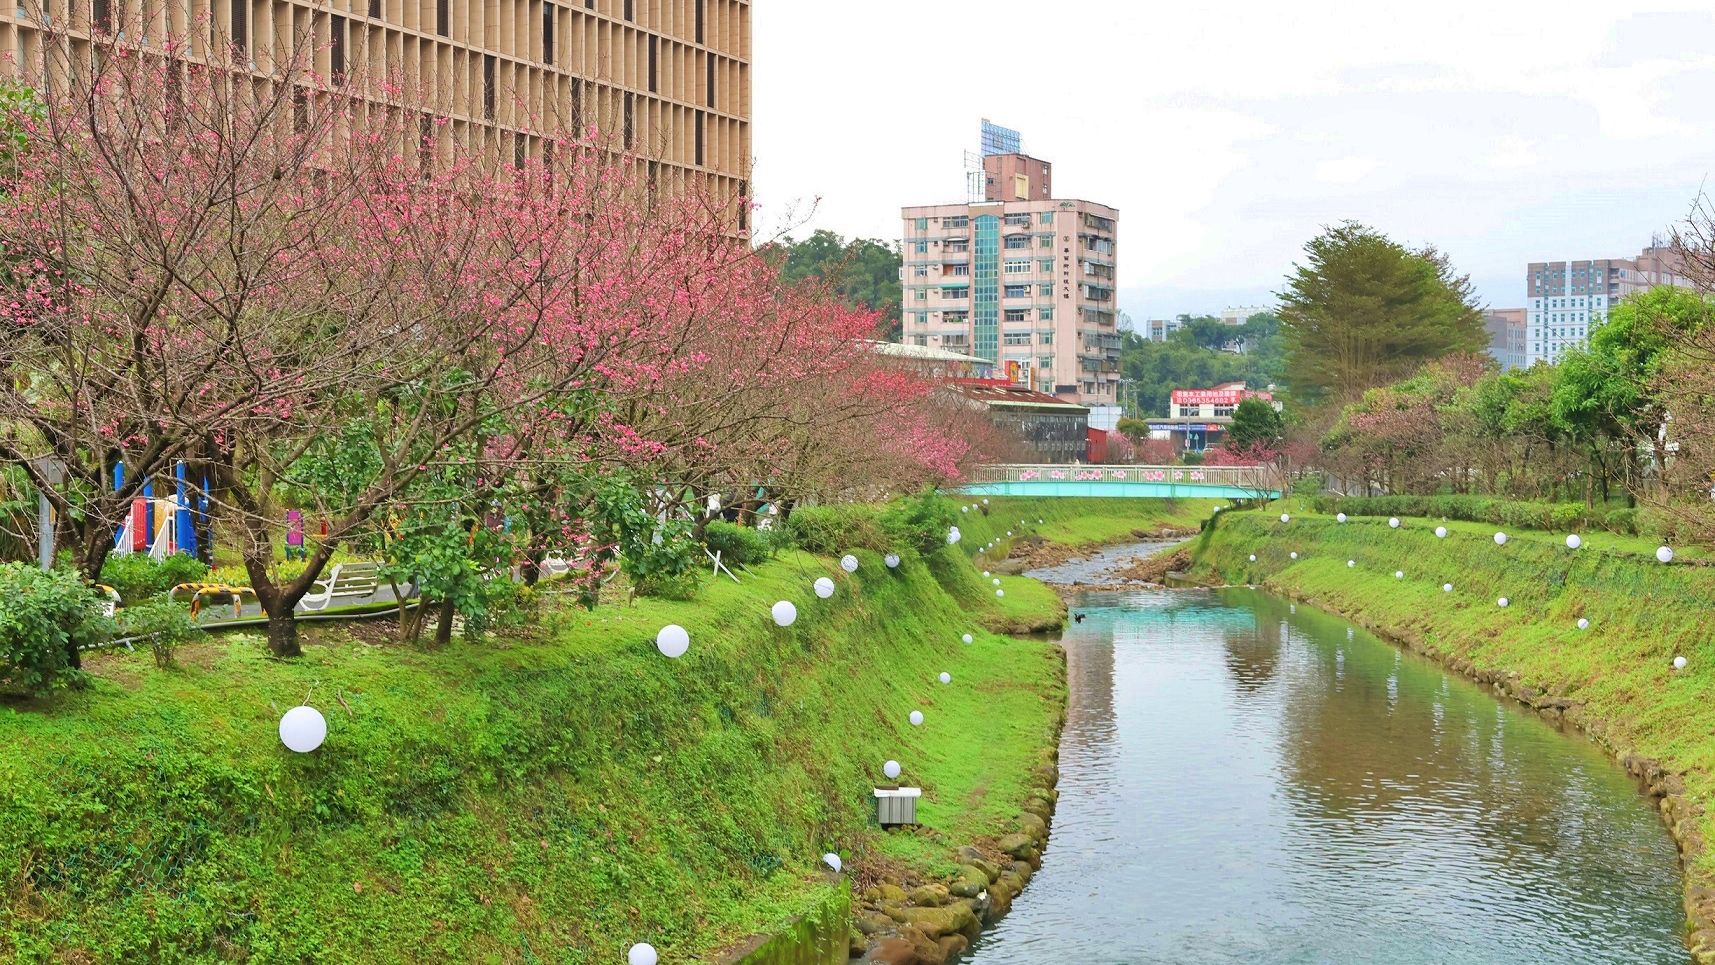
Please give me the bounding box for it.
[1189,505,1715,957]
[0,545,1064,963]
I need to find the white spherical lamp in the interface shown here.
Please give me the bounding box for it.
[909,710,924,727]
[771,600,798,627]
[1494,532,1508,546]
[1248,554,1257,562]
[1336,513,1347,523]
[1037,518,1044,524]
[813,577,835,599]
[1348,560,1356,568]
[939,671,952,684]
[1394,570,1404,579]
[884,553,900,569]
[1673,656,1688,671]
[1389,517,1400,529]
[982,570,990,577]
[628,944,658,965]
[961,506,969,513]
[655,624,690,659]
[1657,546,1675,564]
[883,760,902,780]
[995,589,1005,597]
[1435,526,1448,539]
[1497,597,1510,608]
[1566,534,1582,549]
[961,633,973,644]
[840,554,859,573]
[279,706,327,753]
[823,853,843,873]
[991,578,1001,586]
[1280,513,1291,523]
[947,530,961,545]
[1289,551,1298,559]
[982,498,989,505]
[1443,583,1453,593]
[1577,618,1589,630]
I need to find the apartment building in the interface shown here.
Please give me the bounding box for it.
[1483,308,1527,370]
[0,0,751,224]
[1525,245,1689,365]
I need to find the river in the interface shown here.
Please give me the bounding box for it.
[963,555,1686,964]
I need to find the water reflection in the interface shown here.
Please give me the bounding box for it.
[964,588,1685,965]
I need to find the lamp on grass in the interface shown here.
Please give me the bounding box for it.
[1348,560,1356,568]
[1494,532,1508,546]
[1280,513,1290,523]
[1566,535,1582,549]
[939,672,952,684]
[841,554,859,572]
[814,578,835,599]
[1443,583,1453,593]
[1290,552,1298,559]
[885,554,900,569]
[1336,513,1347,523]
[279,706,327,753]
[1435,527,1447,539]
[655,624,689,659]
[1497,597,1510,608]
[996,589,1005,597]
[909,711,924,726]
[884,760,902,780]
[629,944,658,965]
[1394,571,1404,579]
[962,633,973,644]
[771,601,797,627]
[823,853,842,873]
[1674,656,1688,671]
[1657,546,1675,564]
[1389,518,1400,528]
[1577,618,1589,630]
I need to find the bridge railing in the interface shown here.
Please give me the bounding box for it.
[970,463,1282,493]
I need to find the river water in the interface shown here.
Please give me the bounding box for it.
[963,576,1686,964]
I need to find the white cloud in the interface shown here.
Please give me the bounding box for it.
[1314,157,1380,184]
[1486,136,1538,170]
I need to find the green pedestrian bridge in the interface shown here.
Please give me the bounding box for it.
[958,464,1283,500]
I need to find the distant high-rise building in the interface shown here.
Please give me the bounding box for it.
[1219,305,1272,327]
[1483,309,1527,370]
[1143,318,1183,342]
[1525,245,1690,365]
[901,124,1120,406]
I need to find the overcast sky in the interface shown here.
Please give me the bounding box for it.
[751,1,1715,323]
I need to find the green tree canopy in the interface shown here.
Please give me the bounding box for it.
[766,229,903,338]
[1227,397,1284,451]
[1277,222,1485,404]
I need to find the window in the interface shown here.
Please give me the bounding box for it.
[914,289,927,301]
[1212,405,1235,417]
[1039,236,1053,248]
[436,0,448,35]
[1004,235,1030,250]
[914,241,928,254]
[623,92,635,148]
[1004,332,1031,345]
[944,312,968,324]
[694,109,704,165]
[915,217,928,230]
[1004,212,1030,227]
[943,287,970,299]
[1004,284,1031,298]
[707,55,716,107]
[945,265,969,277]
[649,36,658,92]
[543,5,555,62]
[1039,259,1053,272]
[1039,212,1054,225]
[695,0,703,41]
[1040,333,1053,345]
[330,15,347,81]
[913,265,928,277]
[914,312,928,325]
[231,0,248,52]
[1038,284,1052,297]
[1038,308,1054,321]
[483,55,497,119]
[1005,309,1029,323]
[943,215,969,229]
[1004,259,1030,274]
[624,0,633,20]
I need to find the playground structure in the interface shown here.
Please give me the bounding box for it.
[108,461,209,562]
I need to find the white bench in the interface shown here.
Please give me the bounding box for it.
[300,562,382,611]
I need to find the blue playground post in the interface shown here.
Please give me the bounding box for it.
[176,461,197,558]
[113,461,125,548]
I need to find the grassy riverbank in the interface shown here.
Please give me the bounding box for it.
[0,534,1067,963]
[1188,502,1715,961]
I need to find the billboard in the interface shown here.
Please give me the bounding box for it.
[1171,388,1272,406]
[980,119,1022,157]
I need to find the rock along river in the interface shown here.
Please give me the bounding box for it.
[963,555,1686,964]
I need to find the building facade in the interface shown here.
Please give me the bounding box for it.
[1219,305,1272,327]
[1142,317,1182,342]
[1,0,751,224]
[1525,245,1689,365]
[1146,383,1277,453]
[1483,308,1527,370]
[900,193,1121,405]
[950,380,1089,464]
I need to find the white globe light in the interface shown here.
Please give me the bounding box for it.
[1577,618,1589,630]
[961,506,969,513]
[628,944,658,965]
[1443,583,1453,593]
[1657,546,1675,564]
[1280,513,1290,523]
[982,498,989,505]
[961,633,973,644]
[947,530,961,545]
[1435,526,1447,539]
[813,578,835,599]
[1494,532,1508,545]
[1290,551,1298,559]
[840,554,859,573]
[771,600,798,627]
[1248,554,1257,562]
[1006,530,1013,536]
[883,760,902,780]
[1389,517,1400,528]
[1348,560,1356,568]
[1038,518,1044,523]
[995,589,1005,597]
[884,553,900,569]
[1336,513,1347,523]
[1497,597,1510,608]
[1674,656,1688,671]
[823,853,843,873]
[909,710,924,727]
[1395,571,1404,579]
[655,624,690,659]
[982,570,990,577]
[1566,534,1582,549]
[939,672,952,684]
[279,706,327,753]
[991,578,1001,586]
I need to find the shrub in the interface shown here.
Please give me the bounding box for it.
[879,490,957,558]
[782,505,887,555]
[702,521,772,567]
[466,578,537,638]
[116,600,202,669]
[0,564,110,694]
[99,552,211,604]
[1180,450,1206,466]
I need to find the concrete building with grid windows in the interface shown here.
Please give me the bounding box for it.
[1525,245,1689,366]
[0,0,751,226]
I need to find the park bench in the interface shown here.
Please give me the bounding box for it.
[299,562,382,611]
[168,582,258,619]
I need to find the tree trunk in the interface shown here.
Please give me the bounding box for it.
[266,608,301,658]
[434,596,456,646]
